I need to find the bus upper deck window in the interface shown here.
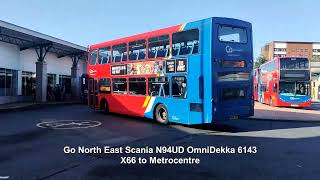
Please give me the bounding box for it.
[129,39,146,60]
[112,43,127,63]
[99,47,111,64]
[89,49,98,65]
[148,35,170,58]
[218,25,247,43]
[172,29,199,56]
[280,58,309,70]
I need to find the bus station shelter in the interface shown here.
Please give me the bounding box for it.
[0,20,87,104]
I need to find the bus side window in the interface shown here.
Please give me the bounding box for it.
[112,78,127,94]
[129,39,146,60]
[148,35,170,58]
[99,47,111,64]
[112,43,127,63]
[148,77,169,97]
[128,78,146,95]
[172,76,187,98]
[89,49,98,65]
[99,78,111,94]
[172,29,199,56]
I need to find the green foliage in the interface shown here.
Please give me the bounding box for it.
[254,55,268,68]
[311,55,320,62]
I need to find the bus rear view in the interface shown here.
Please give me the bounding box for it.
[211,18,254,122]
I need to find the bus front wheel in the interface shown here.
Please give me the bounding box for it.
[155,104,169,125]
[100,99,109,114]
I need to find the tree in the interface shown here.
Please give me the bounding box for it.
[311,55,320,62]
[254,55,268,68]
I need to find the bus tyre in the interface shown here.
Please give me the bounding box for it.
[101,100,109,114]
[155,104,169,125]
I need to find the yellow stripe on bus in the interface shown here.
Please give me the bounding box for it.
[142,96,151,108]
[179,23,186,31]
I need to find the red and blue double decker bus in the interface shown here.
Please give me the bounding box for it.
[87,17,254,125]
[255,57,311,107]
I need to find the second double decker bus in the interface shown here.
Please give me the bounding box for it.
[255,57,311,107]
[88,17,254,125]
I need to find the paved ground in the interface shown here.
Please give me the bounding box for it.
[253,102,320,121]
[1,104,320,179]
[0,101,84,112]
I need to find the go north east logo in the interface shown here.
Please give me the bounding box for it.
[290,97,300,100]
[225,46,243,54]
[37,120,102,129]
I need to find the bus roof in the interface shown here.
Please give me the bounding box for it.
[89,17,251,50]
[90,24,182,49]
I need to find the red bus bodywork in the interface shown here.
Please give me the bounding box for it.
[255,57,311,108]
[88,25,182,117]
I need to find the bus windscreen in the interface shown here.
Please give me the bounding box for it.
[279,81,310,96]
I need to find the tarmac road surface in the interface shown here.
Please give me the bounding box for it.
[0,104,320,179]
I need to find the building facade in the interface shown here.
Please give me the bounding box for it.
[0,20,87,104]
[261,41,320,60]
[261,41,320,100]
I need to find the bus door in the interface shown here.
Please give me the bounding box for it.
[212,18,254,120]
[80,74,89,102]
[88,78,98,108]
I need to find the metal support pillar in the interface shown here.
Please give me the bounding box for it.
[71,55,81,100]
[35,44,51,102]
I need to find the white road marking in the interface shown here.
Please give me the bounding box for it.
[36,120,101,129]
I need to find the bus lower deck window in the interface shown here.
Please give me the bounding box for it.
[172,76,187,98]
[128,78,146,95]
[148,77,169,96]
[99,78,111,94]
[112,78,127,94]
